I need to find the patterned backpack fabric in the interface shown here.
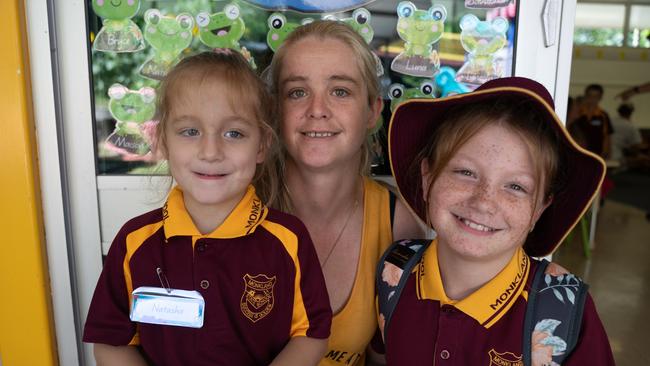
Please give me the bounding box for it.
[376,239,589,366]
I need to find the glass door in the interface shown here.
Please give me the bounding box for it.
[34,1,576,364]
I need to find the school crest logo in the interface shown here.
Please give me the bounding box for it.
[488,349,523,366]
[241,274,276,322]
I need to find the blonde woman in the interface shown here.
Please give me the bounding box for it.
[267,21,424,365]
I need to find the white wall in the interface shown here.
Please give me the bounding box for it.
[569,46,650,129]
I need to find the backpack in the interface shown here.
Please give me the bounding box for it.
[376,239,589,366]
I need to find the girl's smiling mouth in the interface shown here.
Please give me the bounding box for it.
[302,131,338,138]
[453,214,500,233]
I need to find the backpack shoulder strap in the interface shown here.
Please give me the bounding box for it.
[376,239,432,341]
[522,259,589,366]
[388,190,397,229]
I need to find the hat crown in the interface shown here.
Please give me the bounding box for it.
[476,77,555,110]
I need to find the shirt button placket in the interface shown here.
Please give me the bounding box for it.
[195,239,213,292]
[435,305,456,365]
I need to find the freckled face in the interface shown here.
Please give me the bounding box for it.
[422,124,549,263]
[278,37,380,171]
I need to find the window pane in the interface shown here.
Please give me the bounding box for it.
[574,3,625,46]
[87,0,519,175]
[628,5,650,48]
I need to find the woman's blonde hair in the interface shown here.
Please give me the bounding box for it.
[155,50,280,205]
[266,20,382,212]
[414,96,565,226]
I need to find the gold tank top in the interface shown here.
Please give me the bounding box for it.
[319,177,393,366]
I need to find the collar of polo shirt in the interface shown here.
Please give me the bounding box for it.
[416,241,531,329]
[163,185,268,240]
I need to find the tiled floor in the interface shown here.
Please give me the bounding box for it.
[553,200,650,365]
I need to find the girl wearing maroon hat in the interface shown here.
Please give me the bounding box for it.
[379,77,615,365]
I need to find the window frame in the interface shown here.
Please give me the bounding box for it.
[576,0,650,47]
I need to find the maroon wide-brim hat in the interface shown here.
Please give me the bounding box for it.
[388,77,606,257]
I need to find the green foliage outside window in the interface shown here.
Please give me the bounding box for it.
[627,28,650,48]
[573,27,624,47]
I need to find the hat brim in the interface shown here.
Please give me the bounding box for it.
[388,82,605,257]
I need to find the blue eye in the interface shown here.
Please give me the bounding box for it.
[288,89,306,99]
[180,128,200,137]
[224,130,243,139]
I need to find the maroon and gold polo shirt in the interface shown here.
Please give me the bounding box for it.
[383,241,615,365]
[83,185,332,366]
[574,107,613,156]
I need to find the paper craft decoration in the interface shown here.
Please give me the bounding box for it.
[341,8,374,44]
[196,3,256,68]
[435,66,470,97]
[455,14,509,85]
[323,8,383,75]
[387,80,435,112]
[92,0,145,52]
[242,0,376,13]
[391,1,447,78]
[104,84,157,160]
[266,13,313,52]
[140,10,194,80]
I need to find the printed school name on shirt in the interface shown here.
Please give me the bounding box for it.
[490,255,528,311]
[244,198,263,234]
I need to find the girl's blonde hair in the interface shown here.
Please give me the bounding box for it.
[155,50,280,205]
[266,20,382,212]
[414,96,565,226]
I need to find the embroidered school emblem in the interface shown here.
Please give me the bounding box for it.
[488,349,523,366]
[241,274,276,322]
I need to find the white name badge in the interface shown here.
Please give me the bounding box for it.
[130,286,205,328]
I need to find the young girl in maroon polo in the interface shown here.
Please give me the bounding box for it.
[83,51,331,366]
[380,77,615,365]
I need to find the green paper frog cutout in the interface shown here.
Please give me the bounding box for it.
[455,14,509,85]
[266,13,312,53]
[341,8,374,44]
[324,9,383,76]
[140,10,194,80]
[92,0,145,52]
[196,4,256,68]
[391,1,446,78]
[105,84,157,158]
[387,80,435,112]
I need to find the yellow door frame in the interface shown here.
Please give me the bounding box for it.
[0,1,57,365]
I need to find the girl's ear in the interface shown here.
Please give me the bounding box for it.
[532,195,552,225]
